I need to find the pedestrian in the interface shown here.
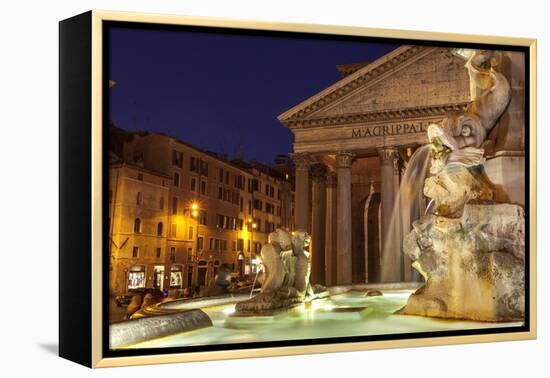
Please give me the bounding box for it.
[193,285,201,298]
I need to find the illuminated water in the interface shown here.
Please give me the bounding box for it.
[382,145,432,267]
[126,289,521,349]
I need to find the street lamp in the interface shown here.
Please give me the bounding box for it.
[188,201,201,287]
[191,202,199,218]
[246,218,258,277]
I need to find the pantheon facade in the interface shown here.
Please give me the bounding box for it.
[278,45,525,286]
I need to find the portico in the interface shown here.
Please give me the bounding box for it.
[279,45,472,284]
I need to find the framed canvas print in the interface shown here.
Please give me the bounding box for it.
[59,10,537,368]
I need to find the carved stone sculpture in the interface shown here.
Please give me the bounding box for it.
[399,50,525,322]
[427,50,511,168]
[398,204,525,321]
[235,229,316,314]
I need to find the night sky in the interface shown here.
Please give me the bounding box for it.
[109,26,399,164]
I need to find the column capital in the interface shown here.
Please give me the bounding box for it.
[378,146,399,165]
[290,152,314,172]
[310,163,328,182]
[326,171,338,188]
[335,151,356,168]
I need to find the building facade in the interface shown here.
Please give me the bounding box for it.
[109,162,172,295]
[109,133,295,295]
[278,46,526,287]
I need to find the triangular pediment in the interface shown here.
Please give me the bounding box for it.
[278,46,471,127]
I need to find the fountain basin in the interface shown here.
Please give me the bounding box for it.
[110,309,212,349]
[117,287,522,350]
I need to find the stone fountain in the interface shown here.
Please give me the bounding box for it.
[398,50,525,322]
[235,229,327,314]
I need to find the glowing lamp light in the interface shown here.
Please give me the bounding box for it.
[191,202,199,211]
[248,218,253,223]
[252,223,257,229]
[191,210,199,218]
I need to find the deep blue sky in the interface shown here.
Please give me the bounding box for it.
[109,26,398,163]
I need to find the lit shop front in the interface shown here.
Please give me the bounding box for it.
[170,265,183,289]
[127,265,146,290]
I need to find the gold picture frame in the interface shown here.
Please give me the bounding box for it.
[59,10,537,368]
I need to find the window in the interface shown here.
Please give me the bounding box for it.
[172,150,183,167]
[219,168,224,182]
[266,203,275,214]
[277,189,281,200]
[170,247,176,262]
[188,226,194,240]
[225,171,229,185]
[256,219,262,232]
[136,192,142,205]
[159,196,164,210]
[200,180,206,195]
[270,186,274,198]
[198,236,204,251]
[156,247,162,258]
[201,160,209,176]
[209,238,214,250]
[253,199,263,211]
[214,239,227,251]
[191,178,196,192]
[232,240,237,251]
[239,197,243,212]
[172,197,178,215]
[190,157,208,176]
[133,218,141,233]
[170,223,177,238]
[190,157,199,173]
[157,222,163,236]
[199,211,208,225]
[132,246,140,258]
[216,214,226,229]
[237,238,244,251]
[137,173,143,181]
[173,172,180,187]
[218,186,223,200]
[234,175,245,190]
[265,222,275,233]
[265,185,269,195]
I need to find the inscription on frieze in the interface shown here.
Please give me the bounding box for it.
[351,121,429,138]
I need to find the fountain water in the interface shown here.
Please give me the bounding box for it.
[381,144,432,281]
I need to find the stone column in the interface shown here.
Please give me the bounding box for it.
[379,147,401,283]
[291,153,312,232]
[336,152,355,285]
[310,163,327,285]
[325,172,338,286]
